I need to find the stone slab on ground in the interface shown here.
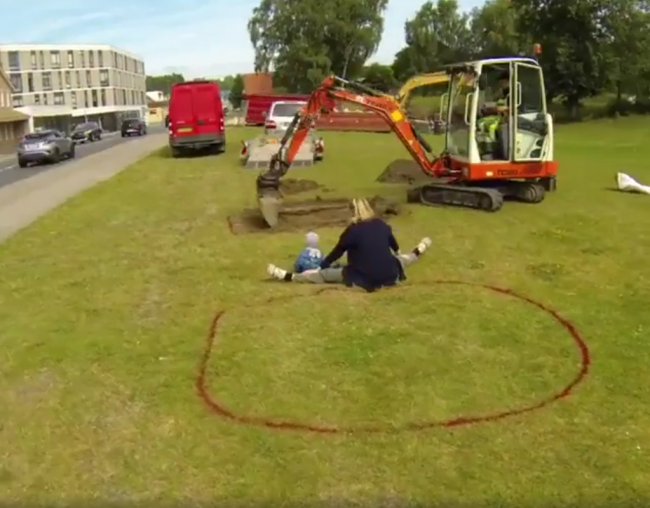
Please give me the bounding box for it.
[0,133,167,243]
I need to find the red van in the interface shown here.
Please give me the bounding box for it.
[168,80,225,157]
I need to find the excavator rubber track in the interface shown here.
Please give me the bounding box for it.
[407,183,504,212]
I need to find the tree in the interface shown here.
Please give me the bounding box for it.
[391,47,419,82]
[602,0,650,101]
[469,0,523,58]
[403,0,474,74]
[247,0,388,92]
[215,75,236,90]
[145,73,185,95]
[511,0,612,116]
[229,74,245,109]
[361,63,397,92]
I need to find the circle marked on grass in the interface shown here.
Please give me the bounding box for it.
[196,282,590,434]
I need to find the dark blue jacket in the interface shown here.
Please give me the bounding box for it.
[319,218,405,292]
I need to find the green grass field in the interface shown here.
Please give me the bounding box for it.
[2,119,650,505]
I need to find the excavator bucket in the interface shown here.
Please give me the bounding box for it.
[256,159,287,228]
[258,189,283,228]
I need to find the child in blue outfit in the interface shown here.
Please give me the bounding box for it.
[294,231,323,273]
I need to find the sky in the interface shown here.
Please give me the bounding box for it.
[0,0,483,78]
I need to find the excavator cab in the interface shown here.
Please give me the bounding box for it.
[441,57,553,170]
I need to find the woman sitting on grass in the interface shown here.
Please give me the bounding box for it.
[267,198,431,293]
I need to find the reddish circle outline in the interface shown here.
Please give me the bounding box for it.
[196,281,590,434]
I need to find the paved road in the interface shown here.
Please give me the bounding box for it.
[0,124,166,189]
[0,132,167,243]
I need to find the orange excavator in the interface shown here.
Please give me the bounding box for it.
[256,55,558,227]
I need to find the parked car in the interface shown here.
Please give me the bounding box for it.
[168,80,225,158]
[121,118,147,137]
[70,121,102,143]
[16,130,75,167]
[264,100,306,135]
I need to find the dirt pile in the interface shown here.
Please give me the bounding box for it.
[228,196,404,235]
[376,159,433,184]
[279,179,322,195]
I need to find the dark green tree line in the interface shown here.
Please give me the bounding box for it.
[244,0,650,115]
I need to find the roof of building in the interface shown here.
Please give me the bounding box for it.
[0,43,142,61]
[0,67,16,92]
[0,108,29,122]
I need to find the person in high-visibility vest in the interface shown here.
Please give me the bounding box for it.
[478,71,510,144]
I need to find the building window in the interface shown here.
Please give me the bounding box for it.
[67,51,74,68]
[88,51,94,67]
[30,51,37,69]
[91,89,98,107]
[112,51,117,68]
[100,89,106,105]
[34,94,40,105]
[53,92,64,105]
[39,51,45,68]
[84,90,89,107]
[122,89,127,105]
[76,70,81,87]
[98,51,103,67]
[27,73,34,92]
[43,93,48,105]
[71,91,77,108]
[58,71,63,89]
[80,51,85,67]
[51,51,61,68]
[86,70,91,86]
[42,72,52,91]
[8,51,20,70]
[12,95,23,107]
[99,69,109,87]
[9,73,22,92]
[65,71,71,88]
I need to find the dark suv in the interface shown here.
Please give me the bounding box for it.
[71,121,102,143]
[121,119,147,137]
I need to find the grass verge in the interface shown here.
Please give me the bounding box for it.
[1,122,650,505]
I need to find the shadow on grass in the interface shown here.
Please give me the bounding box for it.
[603,187,650,196]
[157,146,225,159]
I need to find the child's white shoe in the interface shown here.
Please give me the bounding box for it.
[416,237,432,254]
[268,264,288,280]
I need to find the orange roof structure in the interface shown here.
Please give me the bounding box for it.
[243,72,273,95]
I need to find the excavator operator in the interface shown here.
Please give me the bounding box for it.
[478,70,510,145]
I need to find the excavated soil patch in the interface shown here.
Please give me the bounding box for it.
[279,178,322,195]
[376,159,436,184]
[228,196,404,235]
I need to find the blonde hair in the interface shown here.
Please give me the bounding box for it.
[350,198,375,223]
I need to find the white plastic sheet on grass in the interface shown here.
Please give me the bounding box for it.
[616,172,650,195]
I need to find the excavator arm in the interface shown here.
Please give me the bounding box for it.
[395,71,450,110]
[256,75,450,227]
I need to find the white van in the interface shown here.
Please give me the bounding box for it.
[264,101,307,134]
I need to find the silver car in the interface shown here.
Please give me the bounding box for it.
[17,130,76,168]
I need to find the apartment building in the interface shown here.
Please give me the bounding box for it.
[0,44,147,130]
